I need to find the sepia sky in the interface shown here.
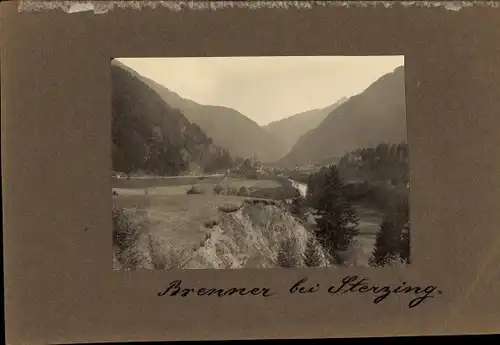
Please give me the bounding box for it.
[117,56,404,126]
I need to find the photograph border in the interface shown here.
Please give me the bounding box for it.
[109,55,410,271]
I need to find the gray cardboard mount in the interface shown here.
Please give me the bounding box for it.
[2,1,500,343]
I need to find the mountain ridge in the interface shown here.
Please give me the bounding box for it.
[111,60,233,176]
[278,65,407,167]
[133,74,288,162]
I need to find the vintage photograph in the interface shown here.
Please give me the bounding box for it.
[111,56,410,270]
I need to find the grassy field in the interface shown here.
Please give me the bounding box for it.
[114,193,246,249]
[112,175,226,189]
[113,176,281,193]
[113,175,295,199]
[218,177,281,190]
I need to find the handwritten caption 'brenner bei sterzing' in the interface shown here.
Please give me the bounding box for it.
[157,276,444,308]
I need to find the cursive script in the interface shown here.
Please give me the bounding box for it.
[327,275,442,308]
[156,276,443,308]
[157,280,276,297]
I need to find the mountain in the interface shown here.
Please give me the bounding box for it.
[278,66,407,167]
[139,78,288,163]
[111,60,233,176]
[263,97,348,155]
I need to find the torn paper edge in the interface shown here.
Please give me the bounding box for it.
[16,1,500,15]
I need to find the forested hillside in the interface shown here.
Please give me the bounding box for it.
[338,142,409,185]
[111,61,233,176]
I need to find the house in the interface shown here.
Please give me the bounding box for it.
[112,172,127,179]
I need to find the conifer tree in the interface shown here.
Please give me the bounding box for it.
[304,237,322,267]
[315,165,359,264]
[370,216,397,267]
[370,199,410,267]
[306,167,327,209]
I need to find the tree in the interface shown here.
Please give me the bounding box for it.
[290,195,308,224]
[306,167,327,209]
[304,237,322,267]
[370,198,410,267]
[237,186,249,197]
[240,158,253,173]
[315,165,359,264]
[370,216,398,266]
[204,148,233,173]
[400,220,410,263]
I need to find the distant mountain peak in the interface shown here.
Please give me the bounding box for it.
[262,96,349,158]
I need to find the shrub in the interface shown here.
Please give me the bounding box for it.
[186,185,204,194]
[276,237,301,268]
[146,234,190,270]
[204,219,220,228]
[370,252,408,268]
[384,253,408,267]
[213,183,224,195]
[112,207,143,269]
[226,187,238,196]
[237,186,249,197]
[218,204,242,213]
[199,232,212,247]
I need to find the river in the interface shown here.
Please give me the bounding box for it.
[289,179,308,197]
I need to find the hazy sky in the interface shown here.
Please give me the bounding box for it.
[117,56,404,126]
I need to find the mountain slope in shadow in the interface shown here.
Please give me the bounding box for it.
[111,60,233,176]
[279,66,407,167]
